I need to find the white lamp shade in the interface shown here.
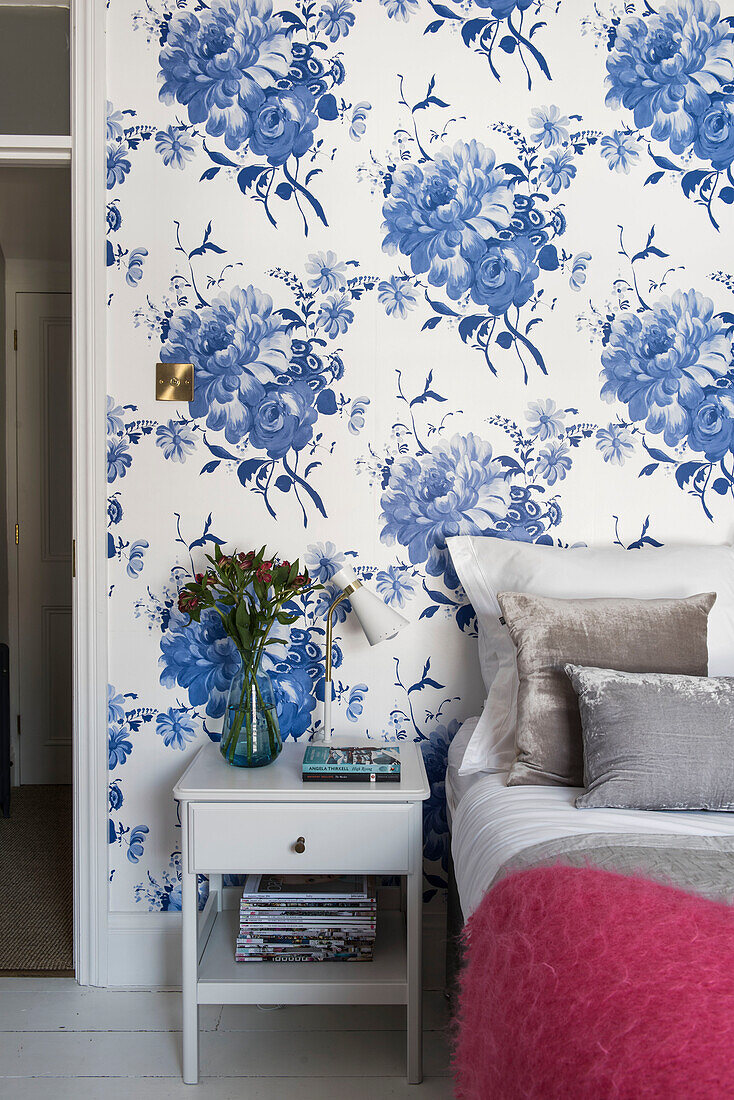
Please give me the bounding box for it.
[331,566,408,646]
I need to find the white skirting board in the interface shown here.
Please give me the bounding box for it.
[106,907,447,989]
[107,912,183,988]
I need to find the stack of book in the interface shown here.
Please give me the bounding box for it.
[235,874,377,963]
[302,745,401,782]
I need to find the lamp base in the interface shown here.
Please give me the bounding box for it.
[311,692,332,743]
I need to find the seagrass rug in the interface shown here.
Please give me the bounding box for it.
[0,785,73,971]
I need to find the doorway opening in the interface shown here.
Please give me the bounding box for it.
[0,163,73,974]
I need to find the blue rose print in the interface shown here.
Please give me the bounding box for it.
[469,236,539,313]
[694,97,734,169]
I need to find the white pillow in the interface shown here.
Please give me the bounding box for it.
[447,537,734,776]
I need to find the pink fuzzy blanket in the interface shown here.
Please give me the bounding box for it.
[453,865,734,1100]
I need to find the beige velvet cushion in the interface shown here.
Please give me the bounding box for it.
[496,591,716,787]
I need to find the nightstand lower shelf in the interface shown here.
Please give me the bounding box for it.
[197,909,407,1006]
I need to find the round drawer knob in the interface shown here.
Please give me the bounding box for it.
[294,836,306,854]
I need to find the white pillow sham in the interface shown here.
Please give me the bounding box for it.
[447,536,734,776]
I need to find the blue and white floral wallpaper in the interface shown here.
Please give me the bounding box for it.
[106,0,734,911]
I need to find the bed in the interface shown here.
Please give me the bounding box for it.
[446,716,734,922]
[446,718,734,1099]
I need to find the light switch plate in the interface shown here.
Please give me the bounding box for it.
[156,362,194,401]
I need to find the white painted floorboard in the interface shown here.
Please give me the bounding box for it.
[0,950,454,1098]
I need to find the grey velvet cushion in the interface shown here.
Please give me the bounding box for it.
[566,665,734,811]
[496,591,716,787]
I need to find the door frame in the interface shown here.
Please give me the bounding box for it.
[0,0,108,985]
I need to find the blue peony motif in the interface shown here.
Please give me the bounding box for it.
[380,433,511,574]
[469,236,539,313]
[159,607,241,719]
[382,141,515,300]
[605,0,734,156]
[693,95,734,167]
[158,0,293,151]
[160,286,291,445]
[265,660,317,739]
[600,289,731,446]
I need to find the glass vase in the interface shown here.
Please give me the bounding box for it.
[220,662,282,768]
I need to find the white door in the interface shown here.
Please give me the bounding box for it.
[15,291,72,784]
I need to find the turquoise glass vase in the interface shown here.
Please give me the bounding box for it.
[220,662,282,768]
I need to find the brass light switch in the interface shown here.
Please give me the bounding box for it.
[156,362,194,401]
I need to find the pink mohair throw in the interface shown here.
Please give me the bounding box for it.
[453,865,734,1100]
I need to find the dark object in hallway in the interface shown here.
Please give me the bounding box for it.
[0,784,72,970]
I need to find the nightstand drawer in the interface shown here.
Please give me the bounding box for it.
[188,802,413,873]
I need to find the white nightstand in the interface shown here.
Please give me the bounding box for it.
[173,739,430,1085]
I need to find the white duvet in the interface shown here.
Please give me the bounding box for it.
[450,769,734,919]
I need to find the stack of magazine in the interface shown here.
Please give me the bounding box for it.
[236,874,377,963]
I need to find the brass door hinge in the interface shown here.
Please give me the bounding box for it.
[72,538,76,578]
[13,329,17,351]
[14,523,19,545]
